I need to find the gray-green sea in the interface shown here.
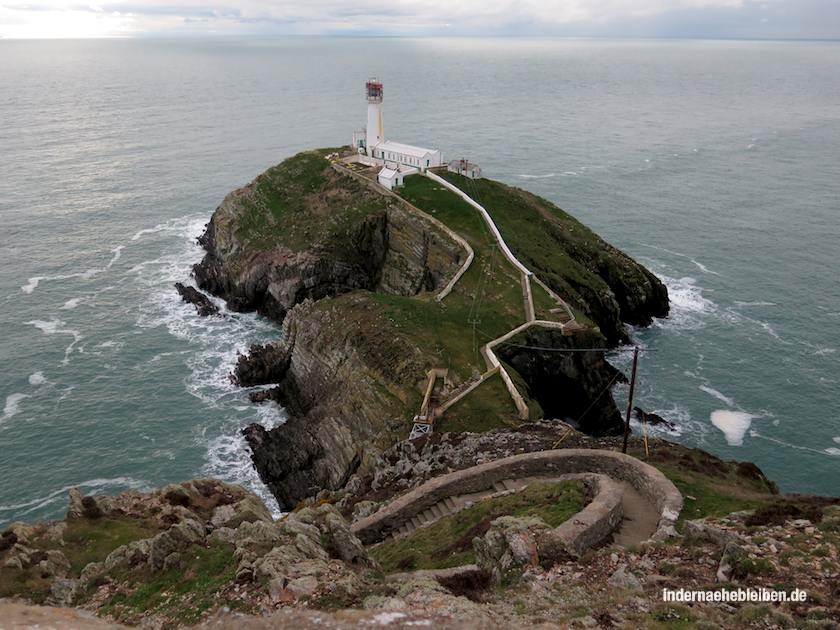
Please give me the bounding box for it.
[1,37,838,527]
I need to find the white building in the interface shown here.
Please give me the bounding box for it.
[447,159,482,179]
[351,79,443,187]
[377,166,404,190]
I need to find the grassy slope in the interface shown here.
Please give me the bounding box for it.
[372,480,586,572]
[232,149,390,252]
[630,443,778,529]
[0,515,161,603]
[438,170,633,328]
[100,541,242,626]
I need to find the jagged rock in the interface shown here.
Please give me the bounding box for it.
[210,505,238,529]
[148,519,206,570]
[0,530,18,552]
[497,328,625,436]
[103,538,152,572]
[175,282,220,317]
[38,550,71,578]
[352,501,379,521]
[294,505,373,567]
[608,565,643,591]
[46,578,77,607]
[210,496,272,530]
[716,541,746,582]
[67,488,84,519]
[633,407,677,431]
[683,520,741,546]
[163,552,182,571]
[80,496,104,519]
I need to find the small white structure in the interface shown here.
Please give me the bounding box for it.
[351,78,443,189]
[377,166,404,190]
[448,159,482,179]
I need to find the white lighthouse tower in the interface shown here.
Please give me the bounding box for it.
[365,78,384,156]
[349,78,443,189]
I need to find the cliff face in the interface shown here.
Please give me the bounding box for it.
[188,150,669,510]
[235,297,428,508]
[496,329,626,437]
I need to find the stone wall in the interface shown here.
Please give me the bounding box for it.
[351,449,682,545]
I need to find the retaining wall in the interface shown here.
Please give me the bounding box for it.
[351,449,682,546]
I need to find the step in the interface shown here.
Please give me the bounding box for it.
[492,481,507,494]
[423,509,436,523]
[430,504,443,519]
[436,502,451,516]
[501,478,522,491]
[443,497,457,511]
[411,516,423,529]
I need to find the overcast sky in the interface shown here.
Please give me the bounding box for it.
[1,0,839,39]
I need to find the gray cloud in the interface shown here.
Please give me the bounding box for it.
[1,0,839,38]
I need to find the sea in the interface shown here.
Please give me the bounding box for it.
[1,37,838,527]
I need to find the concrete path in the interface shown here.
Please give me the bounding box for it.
[611,482,661,546]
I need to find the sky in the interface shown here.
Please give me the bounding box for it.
[1,0,839,39]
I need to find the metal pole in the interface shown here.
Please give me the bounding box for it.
[622,346,639,454]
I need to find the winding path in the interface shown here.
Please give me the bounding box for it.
[354,449,683,561]
[423,171,578,420]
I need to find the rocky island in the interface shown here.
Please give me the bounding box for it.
[2,149,838,629]
[191,148,667,508]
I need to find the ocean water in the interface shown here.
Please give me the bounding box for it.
[1,38,838,526]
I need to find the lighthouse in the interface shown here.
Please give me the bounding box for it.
[365,79,384,156]
[349,78,443,189]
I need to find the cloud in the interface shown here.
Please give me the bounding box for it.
[0,0,838,38]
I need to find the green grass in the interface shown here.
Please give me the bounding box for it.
[437,371,520,433]
[103,541,237,626]
[389,175,528,380]
[371,480,586,573]
[59,517,160,574]
[233,149,390,252]
[638,447,774,528]
[436,170,641,331]
[0,515,160,604]
[668,471,764,528]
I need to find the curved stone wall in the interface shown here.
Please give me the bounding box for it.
[351,449,682,546]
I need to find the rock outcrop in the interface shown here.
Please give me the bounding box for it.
[237,296,428,508]
[496,328,626,436]
[193,154,463,320]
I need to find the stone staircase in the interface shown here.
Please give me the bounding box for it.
[388,478,529,540]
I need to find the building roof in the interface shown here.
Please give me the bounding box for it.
[375,140,439,158]
[378,167,400,180]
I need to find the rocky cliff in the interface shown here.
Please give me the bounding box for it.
[2,434,837,629]
[188,149,670,510]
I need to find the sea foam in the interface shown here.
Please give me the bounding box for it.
[0,393,29,426]
[699,384,735,408]
[28,372,47,386]
[711,410,754,446]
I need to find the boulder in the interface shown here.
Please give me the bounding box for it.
[148,519,205,570]
[608,565,643,592]
[683,520,741,547]
[716,541,746,583]
[46,578,78,607]
[474,516,549,583]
